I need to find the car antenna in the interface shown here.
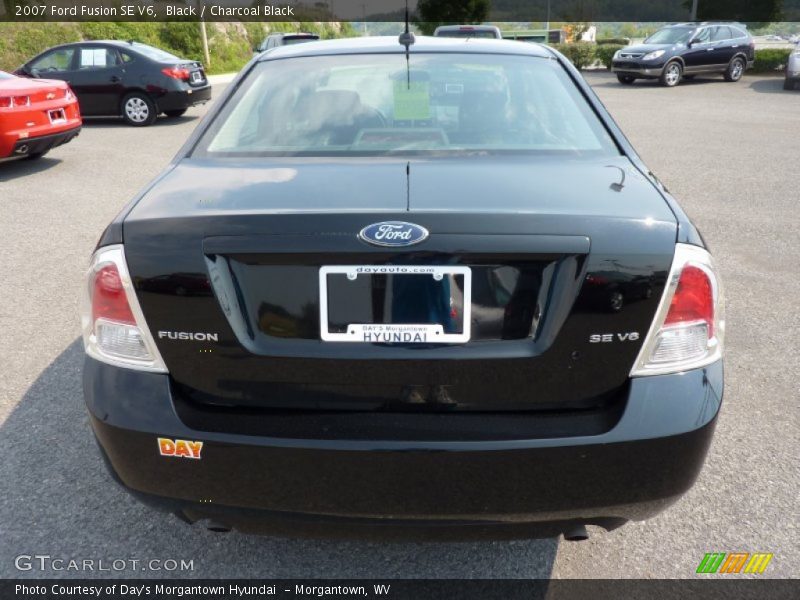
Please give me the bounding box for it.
[398,0,415,89]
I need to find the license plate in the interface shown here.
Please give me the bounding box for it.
[191,71,204,83]
[319,265,471,343]
[48,109,66,124]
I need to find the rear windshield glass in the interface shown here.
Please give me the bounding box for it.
[195,52,618,157]
[282,36,320,44]
[644,27,695,44]
[437,30,499,39]
[131,43,181,62]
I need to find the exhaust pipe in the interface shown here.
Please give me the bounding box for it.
[15,144,29,155]
[563,524,589,542]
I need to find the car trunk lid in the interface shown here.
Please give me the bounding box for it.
[123,156,677,412]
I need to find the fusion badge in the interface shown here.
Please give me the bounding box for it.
[158,438,203,459]
[358,221,429,247]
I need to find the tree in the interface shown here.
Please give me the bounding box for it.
[414,0,491,36]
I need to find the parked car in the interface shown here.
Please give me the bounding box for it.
[612,22,754,86]
[82,36,724,541]
[16,41,210,126]
[0,70,81,160]
[433,25,503,39]
[254,32,320,53]
[785,44,800,90]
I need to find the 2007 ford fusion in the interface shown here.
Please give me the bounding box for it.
[82,36,724,541]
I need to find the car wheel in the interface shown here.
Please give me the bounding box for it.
[122,93,157,127]
[616,74,635,85]
[660,61,683,87]
[784,78,797,91]
[164,109,187,118]
[724,57,746,82]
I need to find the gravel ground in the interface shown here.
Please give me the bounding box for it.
[0,71,797,580]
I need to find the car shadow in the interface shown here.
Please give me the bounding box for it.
[749,77,794,94]
[81,115,199,129]
[585,71,728,89]
[0,156,63,182]
[0,340,559,580]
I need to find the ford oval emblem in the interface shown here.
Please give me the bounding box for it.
[358,221,429,247]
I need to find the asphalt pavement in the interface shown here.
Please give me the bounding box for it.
[0,71,797,580]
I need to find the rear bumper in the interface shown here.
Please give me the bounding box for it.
[84,357,723,539]
[1,124,81,158]
[155,85,212,112]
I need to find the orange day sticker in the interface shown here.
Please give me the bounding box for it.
[158,437,203,459]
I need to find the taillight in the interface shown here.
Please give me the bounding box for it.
[630,244,724,376]
[0,95,30,108]
[162,66,190,81]
[81,245,167,372]
[663,265,714,337]
[92,265,136,324]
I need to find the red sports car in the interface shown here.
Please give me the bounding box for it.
[0,70,81,160]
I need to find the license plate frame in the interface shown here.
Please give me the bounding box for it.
[48,108,66,124]
[191,71,204,84]
[319,265,472,344]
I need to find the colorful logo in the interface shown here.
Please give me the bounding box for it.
[158,437,203,459]
[696,552,773,574]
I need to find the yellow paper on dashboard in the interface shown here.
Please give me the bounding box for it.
[393,80,431,120]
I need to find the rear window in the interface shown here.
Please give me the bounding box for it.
[196,52,618,157]
[131,43,181,62]
[436,30,499,39]
[282,36,320,45]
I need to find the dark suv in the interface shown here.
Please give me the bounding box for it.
[612,22,754,87]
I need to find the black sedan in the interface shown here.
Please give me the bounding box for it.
[81,36,725,541]
[16,41,211,126]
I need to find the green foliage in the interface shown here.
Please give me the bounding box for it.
[751,48,793,73]
[595,44,625,69]
[158,22,204,61]
[415,0,490,36]
[0,23,82,71]
[596,38,631,46]
[79,22,163,47]
[0,21,356,75]
[619,23,637,39]
[551,42,596,70]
